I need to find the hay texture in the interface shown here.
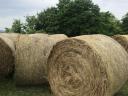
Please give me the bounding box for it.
[0,35,15,78]
[48,34,67,42]
[15,34,67,86]
[113,35,128,52]
[48,34,128,96]
[0,33,20,43]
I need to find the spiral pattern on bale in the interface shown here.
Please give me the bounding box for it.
[48,35,128,96]
[0,36,15,78]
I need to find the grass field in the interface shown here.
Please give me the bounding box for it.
[0,79,128,96]
[115,82,128,96]
[0,79,52,96]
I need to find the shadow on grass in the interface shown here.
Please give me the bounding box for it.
[0,78,128,96]
[114,82,128,96]
[0,79,52,96]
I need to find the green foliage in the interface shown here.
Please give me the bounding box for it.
[34,0,121,36]
[24,16,38,34]
[5,28,11,33]
[37,7,59,34]
[7,0,125,36]
[11,19,23,33]
[37,0,102,36]
[98,12,122,35]
[122,13,128,34]
[57,0,101,36]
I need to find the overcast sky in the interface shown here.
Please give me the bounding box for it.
[0,0,128,30]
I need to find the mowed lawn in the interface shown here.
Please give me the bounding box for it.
[0,79,128,96]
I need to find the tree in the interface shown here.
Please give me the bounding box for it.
[37,0,101,36]
[121,13,128,34]
[24,16,39,34]
[98,12,122,35]
[11,19,23,33]
[57,0,101,36]
[37,7,59,34]
[5,28,11,33]
[10,0,122,36]
[57,0,71,10]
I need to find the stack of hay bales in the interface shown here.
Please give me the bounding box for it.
[48,34,128,96]
[15,33,67,86]
[0,35,15,78]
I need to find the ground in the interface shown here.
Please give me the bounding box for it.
[0,79,127,96]
[115,82,128,96]
[0,79,52,96]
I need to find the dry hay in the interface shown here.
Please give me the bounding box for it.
[15,34,67,86]
[48,34,68,42]
[0,35,15,78]
[0,33,20,43]
[48,34,68,53]
[113,35,128,52]
[48,34,128,96]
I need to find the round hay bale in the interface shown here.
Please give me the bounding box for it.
[113,35,128,52]
[48,34,68,50]
[48,34,128,96]
[0,35,15,78]
[29,33,48,38]
[0,33,20,43]
[15,34,67,86]
[48,34,68,42]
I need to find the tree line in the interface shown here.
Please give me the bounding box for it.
[5,0,128,37]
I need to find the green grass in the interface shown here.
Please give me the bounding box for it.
[115,82,128,96]
[0,79,128,96]
[0,79,52,96]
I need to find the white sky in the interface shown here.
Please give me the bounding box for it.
[0,0,128,30]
